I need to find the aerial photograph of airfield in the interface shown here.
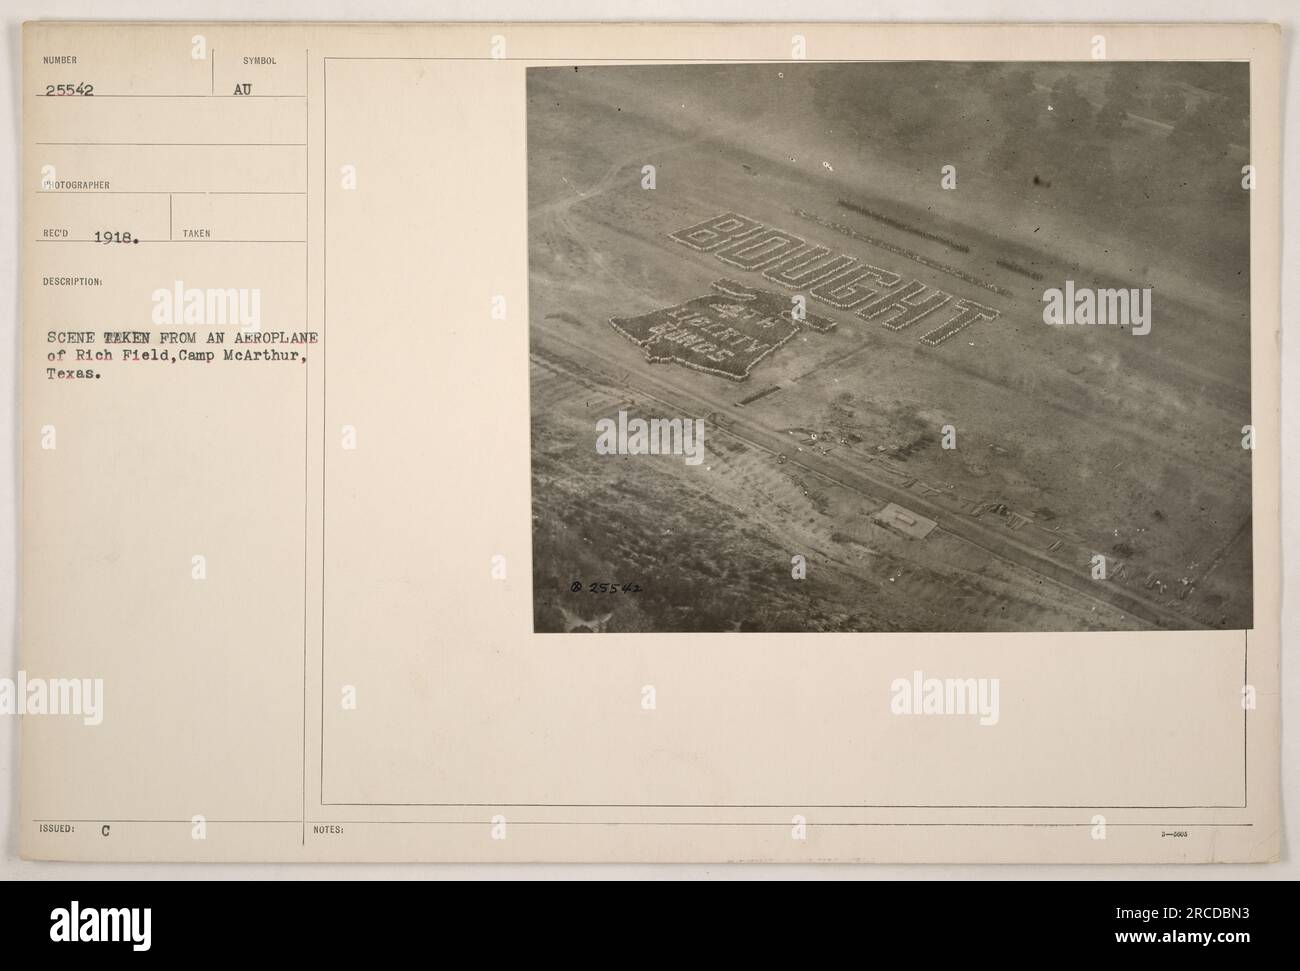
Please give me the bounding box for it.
[527,62,1252,633]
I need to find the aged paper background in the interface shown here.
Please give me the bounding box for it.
[7,11,1288,869]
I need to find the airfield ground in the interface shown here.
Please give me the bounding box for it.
[527,64,1253,633]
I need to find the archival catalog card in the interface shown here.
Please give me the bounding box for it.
[20,22,1281,862]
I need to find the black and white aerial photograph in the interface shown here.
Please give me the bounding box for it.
[527,62,1252,633]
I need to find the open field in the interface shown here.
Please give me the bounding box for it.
[527,63,1252,633]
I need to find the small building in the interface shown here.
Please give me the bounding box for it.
[873,502,938,539]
